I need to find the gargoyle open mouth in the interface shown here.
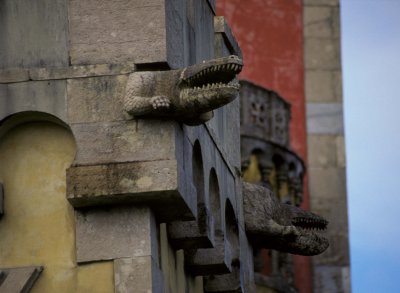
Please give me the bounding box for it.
[292,217,328,231]
[289,215,329,256]
[180,55,243,95]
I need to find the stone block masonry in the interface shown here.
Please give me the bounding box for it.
[304,0,351,292]
[0,0,253,292]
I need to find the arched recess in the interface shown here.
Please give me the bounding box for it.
[225,199,240,266]
[192,140,206,229]
[0,112,114,292]
[208,168,222,237]
[272,153,286,196]
[0,111,72,139]
[242,149,263,183]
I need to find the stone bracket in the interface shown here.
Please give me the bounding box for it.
[67,160,195,222]
[168,206,215,250]
[0,63,136,84]
[185,235,232,276]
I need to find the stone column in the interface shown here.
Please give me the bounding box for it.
[304,0,351,292]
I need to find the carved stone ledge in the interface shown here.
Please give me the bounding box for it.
[185,235,232,276]
[0,63,136,84]
[168,207,215,249]
[66,160,195,222]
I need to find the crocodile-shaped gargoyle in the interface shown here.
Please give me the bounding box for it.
[242,182,329,256]
[124,55,243,125]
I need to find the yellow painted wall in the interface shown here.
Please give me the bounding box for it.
[160,223,203,293]
[242,154,262,183]
[0,121,114,292]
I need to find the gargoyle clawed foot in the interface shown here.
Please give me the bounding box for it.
[150,96,170,111]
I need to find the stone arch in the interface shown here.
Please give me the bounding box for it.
[0,112,81,292]
[242,148,264,183]
[224,199,240,265]
[0,111,73,142]
[192,140,206,228]
[208,168,221,236]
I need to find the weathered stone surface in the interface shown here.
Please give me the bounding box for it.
[214,16,242,58]
[207,0,216,13]
[206,98,241,170]
[30,63,136,81]
[0,64,136,84]
[68,0,167,66]
[186,235,232,276]
[238,227,256,293]
[188,0,215,64]
[309,167,346,202]
[0,266,43,293]
[71,120,179,165]
[114,256,164,293]
[168,209,215,249]
[0,69,29,83]
[0,0,69,69]
[165,0,185,69]
[76,206,158,263]
[0,80,67,122]
[123,56,242,125]
[304,6,340,38]
[305,70,342,102]
[68,160,177,204]
[183,124,239,218]
[307,135,338,168]
[67,160,195,221]
[336,135,346,168]
[313,225,349,266]
[304,0,339,6]
[306,102,344,134]
[305,38,341,70]
[309,167,349,265]
[243,182,329,256]
[313,265,350,293]
[67,75,127,124]
[67,160,178,198]
[304,2,349,291]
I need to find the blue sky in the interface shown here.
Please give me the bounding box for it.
[342,1,400,292]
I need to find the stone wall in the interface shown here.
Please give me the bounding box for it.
[0,0,254,292]
[304,0,351,292]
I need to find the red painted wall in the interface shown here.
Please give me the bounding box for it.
[216,1,311,292]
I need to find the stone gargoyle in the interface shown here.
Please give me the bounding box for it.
[242,182,329,256]
[124,55,243,125]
